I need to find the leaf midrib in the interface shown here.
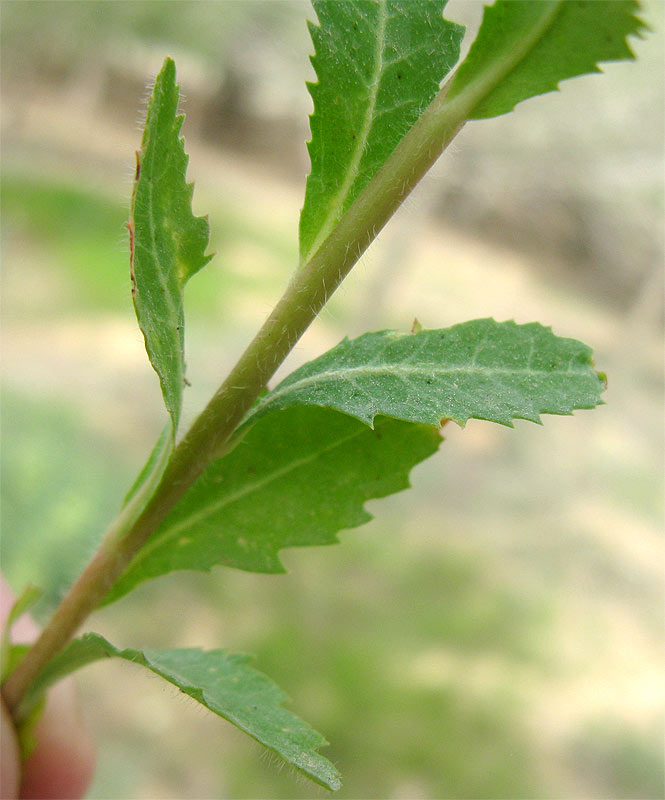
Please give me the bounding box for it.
[137,110,184,426]
[445,0,563,117]
[302,0,388,264]
[263,357,586,406]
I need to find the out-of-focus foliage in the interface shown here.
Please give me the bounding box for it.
[1,1,304,72]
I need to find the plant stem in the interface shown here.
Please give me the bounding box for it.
[2,72,483,714]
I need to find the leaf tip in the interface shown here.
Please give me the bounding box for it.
[161,56,176,78]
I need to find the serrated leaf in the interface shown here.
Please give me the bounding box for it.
[446,0,645,119]
[247,319,606,428]
[129,57,212,435]
[22,633,341,791]
[103,406,440,604]
[300,0,464,263]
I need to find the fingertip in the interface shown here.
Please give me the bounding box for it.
[1,699,21,800]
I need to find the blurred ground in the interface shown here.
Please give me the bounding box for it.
[1,2,664,799]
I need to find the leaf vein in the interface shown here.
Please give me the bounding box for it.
[301,0,388,262]
[263,361,589,409]
[127,424,372,567]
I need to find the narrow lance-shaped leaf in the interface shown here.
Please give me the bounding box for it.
[445,0,645,119]
[300,0,464,263]
[129,57,212,435]
[21,633,341,792]
[246,319,606,429]
[103,406,441,604]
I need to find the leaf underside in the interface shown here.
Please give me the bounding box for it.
[22,633,341,792]
[300,0,464,262]
[105,319,604,604]
[447,0,645,119]
[129,57,212,435]
[247,319,606,429]
[104,407,441,604]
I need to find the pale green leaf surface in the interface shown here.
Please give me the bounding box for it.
[103,406,440,603]
[300,0,463,262]
[130,57,212,434]
[247,319,606,428]
[447,0,645,119]
[23,633,341,791]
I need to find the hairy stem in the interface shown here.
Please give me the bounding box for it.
[2,70,484,713]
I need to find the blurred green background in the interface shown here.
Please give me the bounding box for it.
[1,2,663,798]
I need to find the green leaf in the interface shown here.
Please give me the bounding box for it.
[1,644,30,685]
[103,406,440,603]
[300,0,464,263]
[129,57,212,435]
[16,694,46,761]
[247,319,606,428]
[446,0,645,119]
[22,633,341,791]
[1,585,41,681]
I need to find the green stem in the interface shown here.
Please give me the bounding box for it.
[1,58,501,713]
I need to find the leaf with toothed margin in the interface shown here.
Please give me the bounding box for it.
[102,406,441,604]
[446,0,646,120]
[244,319,606,429]
[21,633,341,792]
[300,0,464,263]
[129,57,212,437]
